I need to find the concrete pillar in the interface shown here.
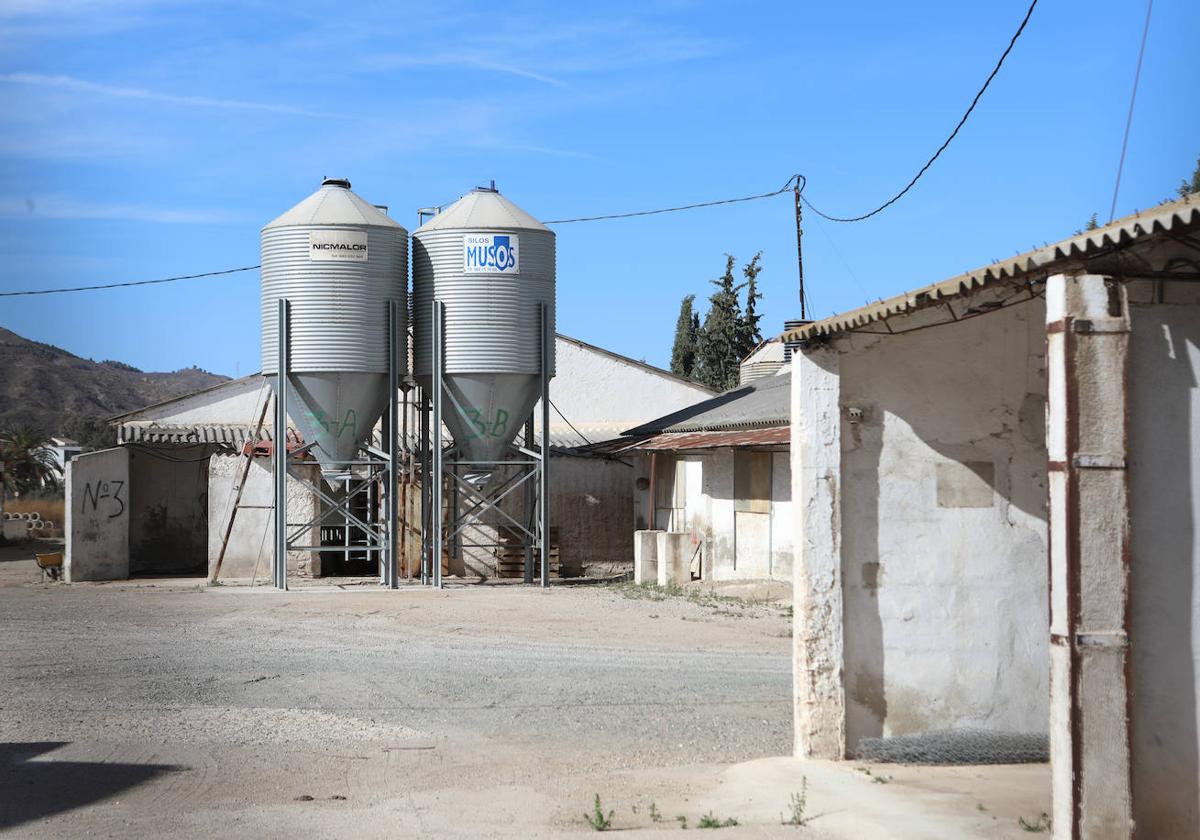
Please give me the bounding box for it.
[1045,273,1133,840]
[791,344,846,759]
[656,531,690,586]
[634,529,660,584]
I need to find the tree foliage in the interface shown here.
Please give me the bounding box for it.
[670,294,700,379]
[0,427,61,497]
[696,255,742,391]
[1179,154,1200,198]
[680,253,768,393]
[736,252,764,362]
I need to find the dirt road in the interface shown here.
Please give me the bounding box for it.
[0,548,1046,838]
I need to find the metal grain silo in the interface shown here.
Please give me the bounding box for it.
[261,178,408,474]
[412,185,555,461]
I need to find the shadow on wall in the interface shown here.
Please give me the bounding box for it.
[0,742,184,831]
[1130,306,1199,838]
[128,446,213,575]
[838,298,1050,752]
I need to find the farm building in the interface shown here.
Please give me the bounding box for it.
[787,195,1200,839]
[64,333,712,583]
[619,360,792,582]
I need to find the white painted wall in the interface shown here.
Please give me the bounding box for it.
[630,447,792,582]
[65,447,130,582]
[541,336,715,443]
[834,298,1049,748]
[1129,300,1200,837]
[117,375,270,428]
[207,453,322,580]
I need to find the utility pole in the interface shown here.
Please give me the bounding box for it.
[793,182,807,320]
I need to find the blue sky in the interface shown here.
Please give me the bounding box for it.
[0,0,1196,376]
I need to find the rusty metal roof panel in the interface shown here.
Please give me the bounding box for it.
[783,195,1200,343]
[622,428,790,451]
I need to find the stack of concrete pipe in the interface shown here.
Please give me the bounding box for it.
[0,511,57,538]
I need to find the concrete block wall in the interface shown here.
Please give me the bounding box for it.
[793,295,1050,759]
[207,453,321,580]
[657,531,691,586]
[837,299,1049,748]
[634,530,659,584]
[65,447,130,582]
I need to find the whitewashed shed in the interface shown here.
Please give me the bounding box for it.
[786,196,1200,839]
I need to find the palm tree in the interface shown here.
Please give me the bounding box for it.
[0,427,61,497]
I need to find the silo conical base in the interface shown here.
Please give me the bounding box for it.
[419,372,542,462]
[265,371,388,480]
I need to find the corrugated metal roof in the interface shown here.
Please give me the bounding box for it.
[622,368,790,436]
[117,423,290,447]
[621,428,790,451]
[784,195,1200,343]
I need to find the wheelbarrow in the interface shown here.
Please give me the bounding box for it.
[35,551,63,582]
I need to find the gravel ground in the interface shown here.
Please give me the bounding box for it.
[0,547,1047,838]
[0,547,796,837]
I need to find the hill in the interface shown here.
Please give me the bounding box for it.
[0,327,229,447]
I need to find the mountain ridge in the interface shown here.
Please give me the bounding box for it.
[0,326,229,445]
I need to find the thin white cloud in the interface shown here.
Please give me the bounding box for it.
[476,143,599,161]
[0,72,340,119]
[367,53,565,87]
[0,195,241,224]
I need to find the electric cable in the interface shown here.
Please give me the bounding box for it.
[543,175,800,224]
[1,0,1042,302]
[548,397,594,447]
[800,0,1038,223]
[1108,0,1153,224]
[0,265,260,297]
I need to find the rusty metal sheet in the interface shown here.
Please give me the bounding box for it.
[621,427,789,451]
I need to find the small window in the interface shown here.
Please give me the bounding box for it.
[734,451,771,514]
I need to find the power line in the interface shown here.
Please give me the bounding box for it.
[800,0,1039,223]
[1108,0,1153,224]
[0,265,260,297]
[543,175,800,224]
[549,397,593,447]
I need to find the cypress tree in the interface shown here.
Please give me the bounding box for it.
[670,294,699,379]
[736,252,764,362]
[695,255,744,392]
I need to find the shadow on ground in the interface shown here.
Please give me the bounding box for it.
[0,742,184,831]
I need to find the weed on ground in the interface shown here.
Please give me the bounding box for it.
[584,794,614,831]
[781,778,808,826]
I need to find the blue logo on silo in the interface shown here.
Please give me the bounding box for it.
[463,234,520,274]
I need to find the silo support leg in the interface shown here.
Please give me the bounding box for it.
[539,302,550,589]
[524,416,535,585]
[432,300,445,589]
[274,298,290,592]
[386,298,401,589]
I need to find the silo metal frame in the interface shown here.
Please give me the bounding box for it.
[421,299,551,588]
[271,298,405,591]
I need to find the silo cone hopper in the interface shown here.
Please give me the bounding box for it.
[264,371,389,476]
[440,373,543,463]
